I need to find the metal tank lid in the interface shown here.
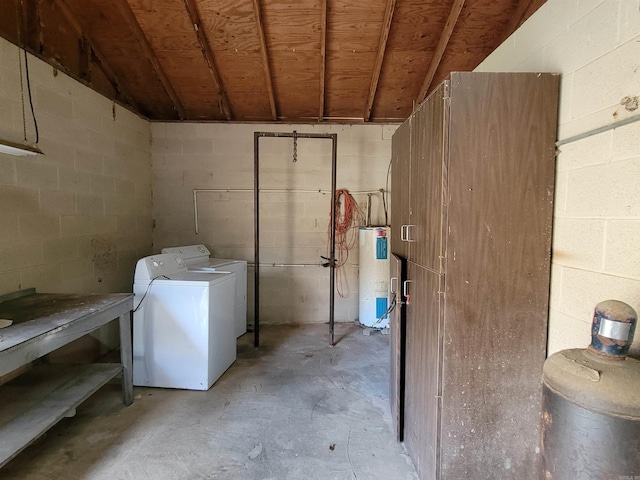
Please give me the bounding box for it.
[543,348,640,418]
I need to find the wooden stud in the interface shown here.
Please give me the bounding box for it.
[364,0,396,121]
[496,0,532,46]
[416,0,465,103]
[183,0,232,121]
[78,36,90,80]
[115,0,187,119]
[318,0,327,122]
[21,0,42,53]
[53,0,140,110]
[252,0,277,120]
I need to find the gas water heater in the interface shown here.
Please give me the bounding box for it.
[358,227,390,328]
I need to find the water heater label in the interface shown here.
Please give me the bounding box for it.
[376,297,388,319]
[376,237,388,259]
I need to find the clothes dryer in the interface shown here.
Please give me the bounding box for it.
[133,253,236,390]
[161,245,247,337]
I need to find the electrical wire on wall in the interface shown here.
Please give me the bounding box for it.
[384,158,392,226]
[17,0,39,145]
[328,189,365,297]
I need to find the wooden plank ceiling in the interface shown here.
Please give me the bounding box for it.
[0,0,546,123]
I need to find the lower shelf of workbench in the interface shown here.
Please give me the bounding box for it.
[0,363,122,468]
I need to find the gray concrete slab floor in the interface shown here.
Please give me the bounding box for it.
[2,323,418,480]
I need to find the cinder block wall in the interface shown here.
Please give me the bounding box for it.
[151,123,395,325]
[476,0,640,356]
[0,37,153,348]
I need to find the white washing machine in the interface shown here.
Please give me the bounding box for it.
[161,245,247,338]
[133,253,237,390]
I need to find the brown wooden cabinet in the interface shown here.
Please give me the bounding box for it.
[390,120,411,260]
[390,72,559,480]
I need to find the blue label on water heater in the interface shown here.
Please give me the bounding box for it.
[376,237,388,259]
[376,297,388,319]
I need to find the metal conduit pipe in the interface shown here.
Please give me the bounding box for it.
[555,113,640,147]
[192,188,384,234]
[247,263,324,268]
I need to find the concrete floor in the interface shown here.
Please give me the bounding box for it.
[3,323,418,479]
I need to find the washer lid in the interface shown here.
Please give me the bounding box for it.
[141,270,236,287]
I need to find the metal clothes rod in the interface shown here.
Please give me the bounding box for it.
[254,131,338,348]
[192,188,384,234]
[194,188,384,194]
[247,263,323,268]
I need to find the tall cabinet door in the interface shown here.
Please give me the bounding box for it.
[389,253,406,441]
[409,82,449,272]
[390,117,412,258]
[403,262,442,480]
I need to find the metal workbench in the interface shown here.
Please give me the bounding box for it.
[0,288,133,468]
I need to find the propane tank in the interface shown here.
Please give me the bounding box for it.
[541,300,640,480]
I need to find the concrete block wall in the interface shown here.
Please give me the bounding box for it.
[476,0,640,356]
[152,123,395,325]
[0,37,153,347]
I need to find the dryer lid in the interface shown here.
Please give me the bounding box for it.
[161,244,210,266]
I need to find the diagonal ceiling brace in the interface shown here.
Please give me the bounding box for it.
[318,0,327,122]
[183,0,233,121]
[53,0,140,111]
[496,0,533,46]
[252,0,277,120]
[416,0,465,104]
[115,0,187,120]
[364,0,396,121]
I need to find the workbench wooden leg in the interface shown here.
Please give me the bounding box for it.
[119,312,134,405]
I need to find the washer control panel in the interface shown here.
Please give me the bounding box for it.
[134,254,188,281]
[161,244,211,263]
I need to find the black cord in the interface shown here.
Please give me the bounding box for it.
[23,48,39,144]
[133,275,169,313]
[384,158,392,226]
[372,290,397,327]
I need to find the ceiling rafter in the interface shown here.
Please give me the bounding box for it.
[318,0,327,122]
[0,0,549,123]
[53,0,139,110]
[183,0,232,121]
[416,0,465,103]
[364,0,396,121]
[115,0,187,120]
[497,0,532,46]
[252,0,277,120]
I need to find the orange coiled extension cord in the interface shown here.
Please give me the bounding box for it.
[328,189,364,297]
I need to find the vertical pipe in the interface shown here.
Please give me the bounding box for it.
[193,190,199,234]
[254,133,260,347]
[329,134,337,346]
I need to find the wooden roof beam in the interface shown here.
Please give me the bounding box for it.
[53,0,140,111]
[115,0,187,120]
[183,0,232,121]
[416,0,465,103]
[252,0,277,120]
[497,0,532,46]
[364,0,396,121]
[318,0,327,122]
